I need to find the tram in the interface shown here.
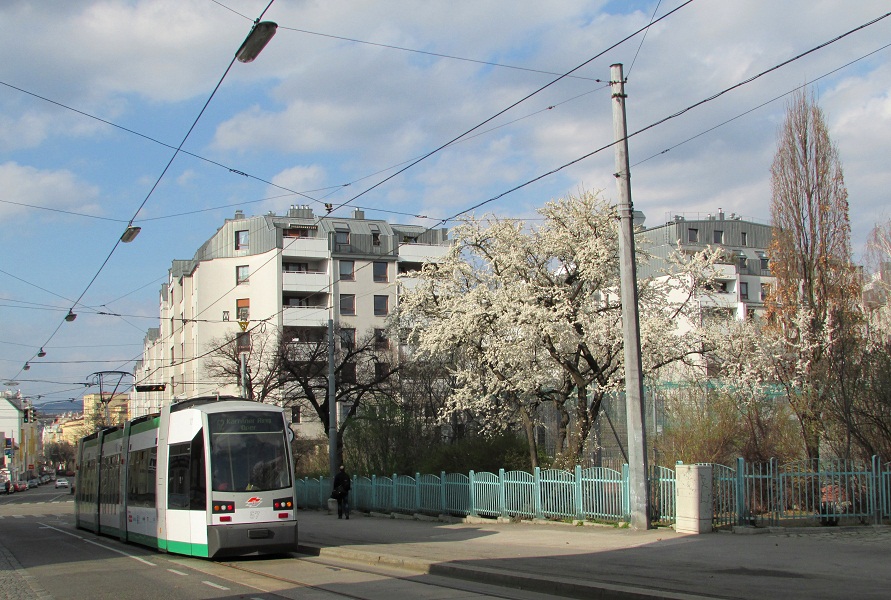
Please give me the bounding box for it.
[74,396,298,558]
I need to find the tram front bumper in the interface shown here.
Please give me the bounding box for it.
[207,520,298,558]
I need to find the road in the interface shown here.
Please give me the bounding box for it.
[0,487,558,600]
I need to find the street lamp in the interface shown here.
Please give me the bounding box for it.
[236,21,277,63]
[65,310,77,322]
[37,348,46,358]
[120,225,141,243]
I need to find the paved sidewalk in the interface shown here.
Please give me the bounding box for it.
[295,508,891,600]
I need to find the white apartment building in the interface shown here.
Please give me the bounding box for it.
[131,206,450,417]
[637,209,775,323]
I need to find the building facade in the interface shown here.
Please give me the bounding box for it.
[637,209,775,322]
[130,206,450,418]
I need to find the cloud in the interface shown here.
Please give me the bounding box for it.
[0,161,101,220]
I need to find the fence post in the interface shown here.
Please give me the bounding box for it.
[872,455,880,525]
[469,470,477,517]
[416,472,422,514]
[440,470,447,515]
[533,466,542,520]
[392,473,398,513]
[736,457,746,526]
[372,475,377,512]
[770,457,778,526]
[623,464,631,521]
[574,465,584,521]
[499,469,507,518]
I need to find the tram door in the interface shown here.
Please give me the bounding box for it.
[163,414,208,557]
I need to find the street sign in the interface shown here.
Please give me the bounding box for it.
[239,321,249,332]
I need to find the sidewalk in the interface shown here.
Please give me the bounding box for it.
[295,508,891,600]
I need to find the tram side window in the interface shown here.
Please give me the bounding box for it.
[167,431,206,511]
[100,454,121,508]
[127,447,157,508]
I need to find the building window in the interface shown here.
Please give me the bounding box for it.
[340,362,356,383]
[340,294,356,315]
[290,406,300,424]
[339,328,356,349]
[375,362,390,379]
[372,232,381,246]
[713,230,723,244]
[740,232,748,246]
[374,328,389,350]
[283,228,311,238]
[335,225,350,247]
[740,282,749,300]
[339,260,355,281]
[235,230,249,250]
[738,256,748,272]
[222,310,230,322]
[688,228,699,243]
[373,261,388,282]
[760,255,770,271]
[283,262,308,272]
[236,265,249,284]
[236,298,250,321]
[374,295,389,316]
[761,283,770,301]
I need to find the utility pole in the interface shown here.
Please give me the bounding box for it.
[239,354,249,399]
[610,63,651,530]
[327,319,337,477]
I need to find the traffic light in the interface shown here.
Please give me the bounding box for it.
[23,408,30,423]
[136,384,166,392]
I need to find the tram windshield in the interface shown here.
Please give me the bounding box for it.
[208,411,291,492]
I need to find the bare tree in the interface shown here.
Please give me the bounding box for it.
[766,87,861,459]
[204,328,288,402]
[279,326,400,466]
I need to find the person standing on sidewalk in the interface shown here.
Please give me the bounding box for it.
[332,465,351,519]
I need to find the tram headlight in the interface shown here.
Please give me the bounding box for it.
[273,497,293,510]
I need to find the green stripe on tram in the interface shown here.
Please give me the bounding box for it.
[163,539,210,558]
[126,532,159,548]
[129,417,160,435]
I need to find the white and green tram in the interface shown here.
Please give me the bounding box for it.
[75,397,298,558]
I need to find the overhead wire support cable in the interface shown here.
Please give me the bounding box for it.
[11,1,278,390]
[319,0,695,217]
[434,8,891,225]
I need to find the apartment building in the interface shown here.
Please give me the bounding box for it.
[636,209,775,322]
[131,206,450,417]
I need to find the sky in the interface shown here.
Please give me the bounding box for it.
[1,0,890,410]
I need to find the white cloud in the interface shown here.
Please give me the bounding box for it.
[0,161,101,220]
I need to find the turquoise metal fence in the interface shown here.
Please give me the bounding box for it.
[294,457,889,527]
[296,466,643,523]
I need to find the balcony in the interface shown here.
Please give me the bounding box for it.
[282,237,329,259]
[398,243,450,263]
[283,305,330,328]
[282,270,328,293]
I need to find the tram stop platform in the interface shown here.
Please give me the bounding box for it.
[295,508,891,600]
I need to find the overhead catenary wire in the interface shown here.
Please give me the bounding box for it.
[3,2,279,388]
[134,8,891,389]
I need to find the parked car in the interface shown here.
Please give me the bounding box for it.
[15,481,28,492]
[55,478,69,489]
[27,479,39,488]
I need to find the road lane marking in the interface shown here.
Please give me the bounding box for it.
[168,569,189,576]
[39,523,157,566]
[202,581,230,590]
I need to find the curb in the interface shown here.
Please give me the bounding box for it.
[296,542,720,600]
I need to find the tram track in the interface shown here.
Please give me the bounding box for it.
[189,551,558,600]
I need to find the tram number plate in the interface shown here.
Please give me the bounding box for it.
[249,510,261,520]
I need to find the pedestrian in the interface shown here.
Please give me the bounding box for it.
[4,479,10,495]
[332,465,351,519]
